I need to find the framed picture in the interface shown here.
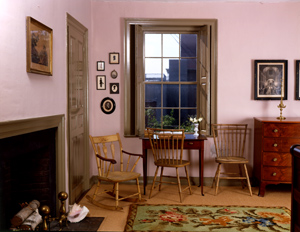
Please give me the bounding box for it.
[26,17,53,76]
[296,60,300,100]
[110,83,119,94]
[111,70,118,79]
[97,61,105,71]
[254,60,288,100]
[96,75,106,90]
[100,97,116,114]
[109,52,119,64]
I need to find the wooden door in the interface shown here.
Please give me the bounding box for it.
[67,14,89,203]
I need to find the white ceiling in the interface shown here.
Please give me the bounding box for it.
[93,0,300,2]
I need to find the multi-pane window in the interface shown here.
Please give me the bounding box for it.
[144,33,198,131]
[124,19,217,137]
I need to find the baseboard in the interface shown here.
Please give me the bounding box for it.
[89,176,252,187]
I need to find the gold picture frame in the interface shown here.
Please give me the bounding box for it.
[26,17,53,75]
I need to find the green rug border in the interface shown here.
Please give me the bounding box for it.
[124,204,291,232]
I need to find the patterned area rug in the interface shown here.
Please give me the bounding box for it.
[124,204,290,231]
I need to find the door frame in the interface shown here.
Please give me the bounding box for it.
[67,13,89,203]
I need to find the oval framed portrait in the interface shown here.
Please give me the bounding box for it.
[111,70,118,79]
[100,97,116,114]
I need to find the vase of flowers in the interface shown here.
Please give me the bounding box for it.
[189,117,203,137]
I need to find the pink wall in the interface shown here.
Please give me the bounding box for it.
[0,0,92,121]
[1,0,300,181]
[0,0,92,191]
[89,1,300,178]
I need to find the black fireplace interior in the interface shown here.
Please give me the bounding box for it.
[0,128,56,230]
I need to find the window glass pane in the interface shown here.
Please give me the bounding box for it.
[180,34,197,57]
[163,109,179,129]
[145,109,161,128]
[163,84,179,107]
[181,84,197,107]
[145,58,161,82]
[145,34,161,57]
[180,109,197,132]
[163,58,179,82]
[145,84,161,107]
[163,34,179,57]
[180,59,197,82]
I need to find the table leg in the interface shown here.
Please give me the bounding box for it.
[198,146,204,196]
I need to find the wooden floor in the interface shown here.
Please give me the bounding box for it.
[78,183,291,232]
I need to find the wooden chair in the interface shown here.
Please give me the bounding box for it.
[147,128,192,202]
[211,124,252,196]
[87,133,142,210]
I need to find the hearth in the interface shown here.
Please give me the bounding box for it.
[0,115,65,231]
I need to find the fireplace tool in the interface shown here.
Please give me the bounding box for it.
[39,191,68,231]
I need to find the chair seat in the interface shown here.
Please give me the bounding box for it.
[155,159,190,167]
[99,171,140,182]
[216,156,249,164]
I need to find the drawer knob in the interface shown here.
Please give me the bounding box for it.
[272,158,278,162]
[272,172,277,176]
[188,142,194,145]
[273,143,278,147]
[273,129,278,133]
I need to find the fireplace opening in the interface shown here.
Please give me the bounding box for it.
[0,128,57,230]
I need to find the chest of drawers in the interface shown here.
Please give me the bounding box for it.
[253,117,300,197]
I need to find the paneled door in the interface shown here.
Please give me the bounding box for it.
[67,14,89,204]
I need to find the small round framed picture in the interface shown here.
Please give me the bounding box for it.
[100,97,116,114]
[111,70,118,79]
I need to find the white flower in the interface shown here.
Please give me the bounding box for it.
[189,117,203,123]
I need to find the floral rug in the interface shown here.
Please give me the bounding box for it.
[124,204,290,231]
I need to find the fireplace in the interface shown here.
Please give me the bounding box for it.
[0,115,65,230]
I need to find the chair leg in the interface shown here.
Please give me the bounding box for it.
[159,167,164,191]
[184,166,192,195]
[149,166,159,199]
[215,163,221,195]
[211,166,219,188]
[238,164,246,189]
[176,167,183,203]
[93,181,101,200]
[115,182,119,209]
[136,178,142,201]
[243,164,252,196]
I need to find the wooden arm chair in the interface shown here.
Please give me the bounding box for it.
[87,133,142,210]
[147,128,192,202]
[212,124,252,196]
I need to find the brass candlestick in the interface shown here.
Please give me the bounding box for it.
[277,78,286,120]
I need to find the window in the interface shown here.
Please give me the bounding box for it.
[124,19,217,137]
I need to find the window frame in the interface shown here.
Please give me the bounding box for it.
[144,31,199,131]
[124,19,218,137]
